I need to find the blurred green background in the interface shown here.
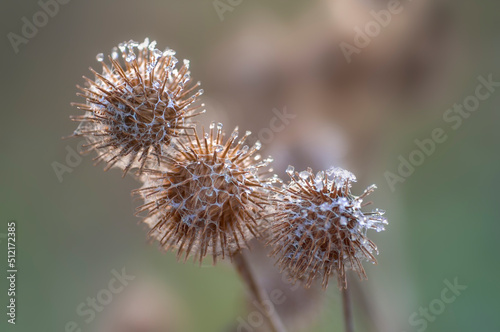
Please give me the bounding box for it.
[0,0,498,331]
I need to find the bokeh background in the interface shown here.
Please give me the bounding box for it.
[0,0,498,331]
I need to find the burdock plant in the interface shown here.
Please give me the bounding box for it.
[267,166,387,289]
[134,123,274,265]
[70,38,204,176]
[68,38,387,332]
[266,166,387,332]
[134,123,286,331]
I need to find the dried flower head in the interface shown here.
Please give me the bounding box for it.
[135,123,276,264]
[70,38,204,175]
[267,166,387,289]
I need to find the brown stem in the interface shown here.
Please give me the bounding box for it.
[232,251,288,332]
[350,277,380,332]
[342,285,354,332]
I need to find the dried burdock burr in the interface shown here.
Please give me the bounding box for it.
[135,122,276,265]
[267,166,387,290]
[69,38,205,175]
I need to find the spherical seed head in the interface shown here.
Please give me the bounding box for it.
[136,124,275,264]
[268,166,387,289]
[70,38,204,175]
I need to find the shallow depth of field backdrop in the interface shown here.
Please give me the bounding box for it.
[0,1,498,332]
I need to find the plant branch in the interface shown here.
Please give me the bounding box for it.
[233,251,287,332]
[342,285,354,332]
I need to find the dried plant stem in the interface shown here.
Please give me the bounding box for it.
[233,251,287,332]
[351,278,380,332]
[341,285,354,332]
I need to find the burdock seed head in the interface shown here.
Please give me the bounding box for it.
[267,166,387,289]
[70,38,205,175]
[135,123,276,264]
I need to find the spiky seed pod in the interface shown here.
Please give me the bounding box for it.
[70,38,205,175]
[267,166,387,289]
[135,123,276,264]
